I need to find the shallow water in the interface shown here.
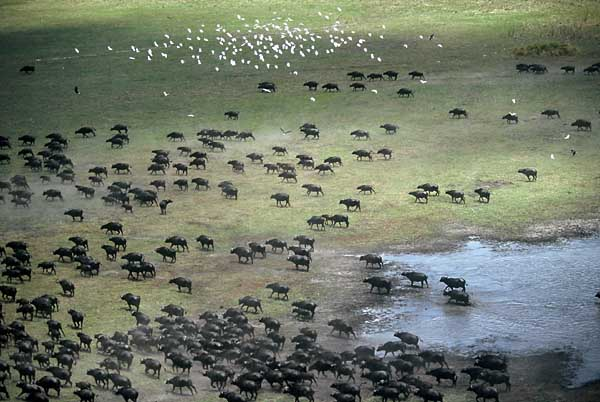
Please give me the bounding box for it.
[362,237,600,388]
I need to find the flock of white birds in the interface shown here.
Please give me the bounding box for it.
[88,9,443,77]
[71,9,569,159]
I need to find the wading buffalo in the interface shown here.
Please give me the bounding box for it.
[445,290,470,305]
[328,319,356,338]
[363,277,392,294]
[401,271,429,287]
[360,254,383,268]
[440,277,466,292]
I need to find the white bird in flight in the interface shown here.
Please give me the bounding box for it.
[564,134,570,140]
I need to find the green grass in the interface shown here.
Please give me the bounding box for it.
[0,1,599,401]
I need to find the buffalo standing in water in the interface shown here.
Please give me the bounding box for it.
[440,276,466,292]
[363,277,392,294]
[401,271,429,287]
[360,254,383,268]
[445,290,471,305]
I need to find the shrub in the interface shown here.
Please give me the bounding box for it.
[512,42,578,57]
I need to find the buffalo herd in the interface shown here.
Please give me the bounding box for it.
[2,56,598,402]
